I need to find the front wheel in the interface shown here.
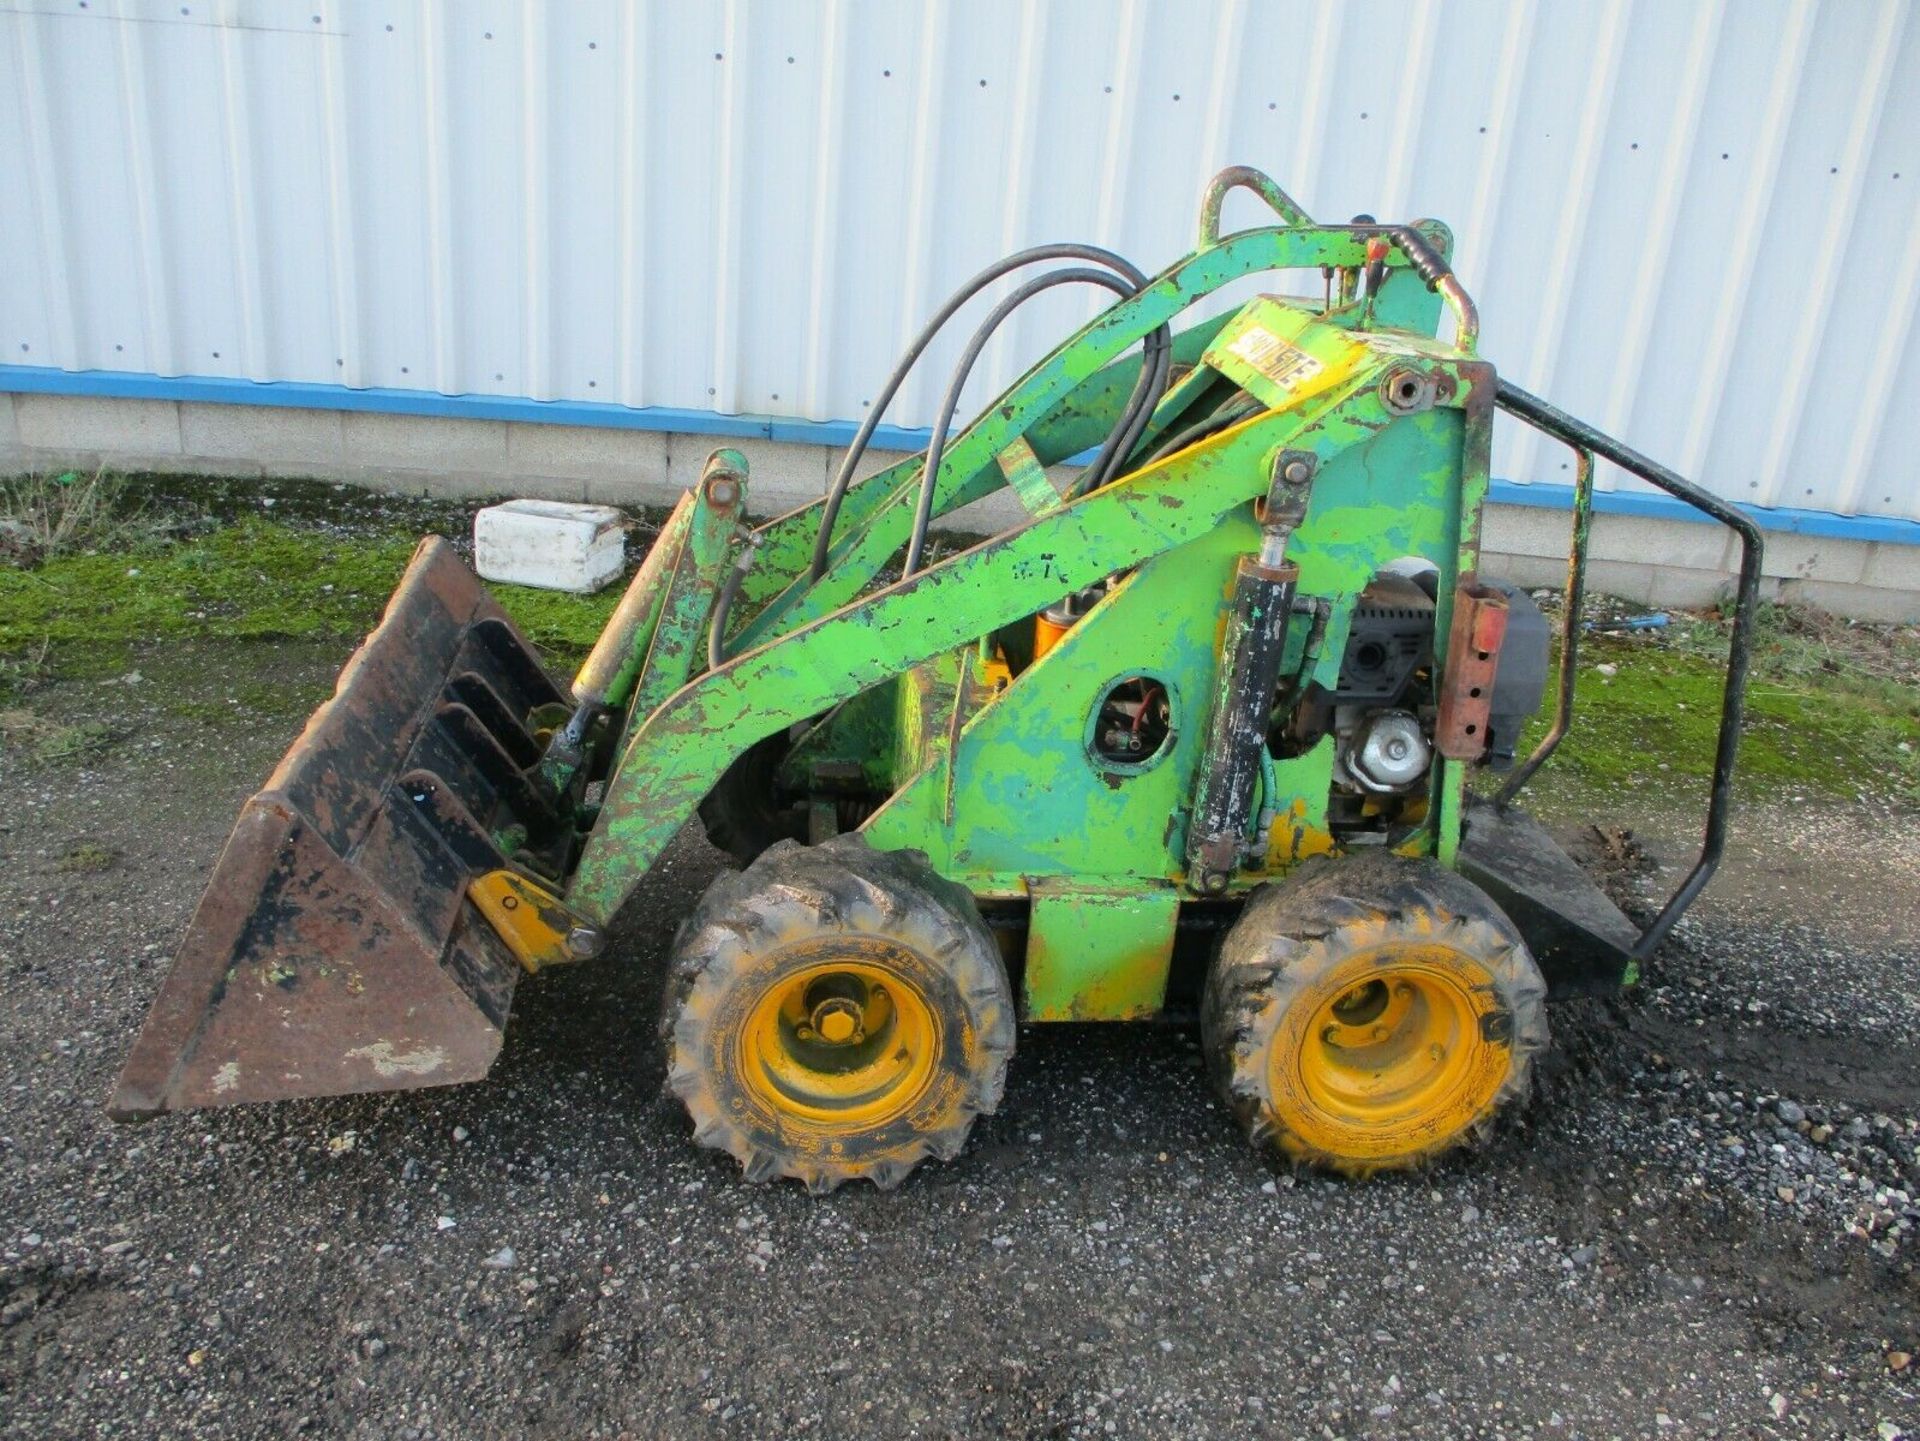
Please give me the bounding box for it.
[1202,851,1549,1177]
[661,835,1015,1192]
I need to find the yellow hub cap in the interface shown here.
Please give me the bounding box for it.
[739,955,940,1129]
[1273,946,1509,1160]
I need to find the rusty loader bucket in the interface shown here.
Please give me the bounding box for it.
[109,537,571,1118]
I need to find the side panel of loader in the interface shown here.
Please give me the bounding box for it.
[860,403,1472,889]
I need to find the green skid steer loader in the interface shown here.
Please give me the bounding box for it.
[110,168,1761,1191]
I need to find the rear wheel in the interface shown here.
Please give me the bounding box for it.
[696,734,806,867]
[1202,851,1548,1176]
[661,835,1014,1192]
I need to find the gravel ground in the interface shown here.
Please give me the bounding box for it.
[2,641,1917,1440]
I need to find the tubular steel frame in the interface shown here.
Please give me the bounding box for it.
[1491,381,1765,963]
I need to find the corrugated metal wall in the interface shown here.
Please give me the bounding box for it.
[2,0,1916,521]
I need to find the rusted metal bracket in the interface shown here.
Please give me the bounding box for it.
[469,869,605,974]
[1434,581,1510,760]
[1259,448,1317,537]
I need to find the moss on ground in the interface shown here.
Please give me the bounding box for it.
[0,709,117,764]
[1523,635,1920,809]
[0,518,417,648]
[0,472,1914,810]
[0,514,620,665]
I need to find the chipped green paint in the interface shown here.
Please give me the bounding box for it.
[1432,370,1497,866]
[890,647,962,806]
[996,435,1064,518]
[722,318,1234,629]
[1023,881,1182,1020]
[570,494,692,712]
[862,506,1256,885]
[563,224,1495,1026]
[620,452,746,725]
[570,364,1400,922]
[731,225,1451,652]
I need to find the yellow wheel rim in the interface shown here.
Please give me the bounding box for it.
[1273,944,1508,1160]
[738,950,941,1130]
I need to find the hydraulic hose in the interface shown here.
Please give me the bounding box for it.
[1139,394,1265,468]
[1080,319,1172,495]
[809,242,1160,583]
[902,266,1140,577]
[706,529,761,672]
[706,563,749,673]
[1252,741,1279,855]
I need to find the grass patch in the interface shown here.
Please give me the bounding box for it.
[0,710,117,765]
[0,517,421,648]
[1667,599,1919,710]
[162,697,233,724]
[56,843,116,874]
[0,635,50,703]
[0,512,620,668]
[0,468,188,565]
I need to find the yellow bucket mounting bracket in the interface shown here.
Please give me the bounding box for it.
[469,870,605,974]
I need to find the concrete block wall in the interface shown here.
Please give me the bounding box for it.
[1477,494,1898,618]
[2,392,1914,622]
[0,392,1036,534]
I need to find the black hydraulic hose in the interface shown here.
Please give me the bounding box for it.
[706,565,747,673]
[902,267,1140,577]
[1139,394,1265,468]
[809,242,1155,583]
[1081,323,1172,494]
[706,531,760,672]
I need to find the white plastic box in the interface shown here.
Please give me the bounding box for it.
[473,499,628,594]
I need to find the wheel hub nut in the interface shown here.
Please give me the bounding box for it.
[810,997,864,1045]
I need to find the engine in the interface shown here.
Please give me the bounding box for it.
[1277,569,1549,835]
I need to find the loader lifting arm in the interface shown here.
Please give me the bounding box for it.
[573,358,1444,920]
[107,208,1465,1117]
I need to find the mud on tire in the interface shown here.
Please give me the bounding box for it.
[661,834,1015,1192]
[1201,850,1549,1177]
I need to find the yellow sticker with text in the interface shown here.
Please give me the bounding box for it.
[1221,320,1366,410]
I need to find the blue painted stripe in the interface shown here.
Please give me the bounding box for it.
[4,364,1917,548]
[0,363,938,453]
[1485,478,1920,545]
